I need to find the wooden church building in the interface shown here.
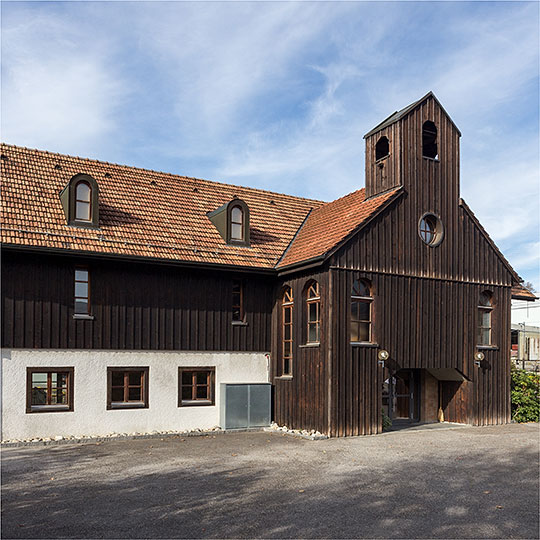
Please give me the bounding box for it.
[0,92,525,440]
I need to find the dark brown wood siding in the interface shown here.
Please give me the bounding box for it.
[331,269,510,436]
[365,123,402,198]
[271,269,328,434]
[2,250,273,352]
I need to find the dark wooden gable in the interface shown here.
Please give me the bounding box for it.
[332,93,517,287]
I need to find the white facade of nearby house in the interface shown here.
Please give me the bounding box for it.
[512,298,540,327]
[511,298,540,371]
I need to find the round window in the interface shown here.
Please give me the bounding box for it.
[418,213,444,246]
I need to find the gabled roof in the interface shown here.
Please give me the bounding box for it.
[363,91,462,139]
[0,143,323,269]
[277,187,403,269]
[511,284,538,301]
[459,198,521,283]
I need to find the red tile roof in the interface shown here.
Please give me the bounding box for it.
[1,143,398,271]
[278,187,402,268]
[511,284,538,301]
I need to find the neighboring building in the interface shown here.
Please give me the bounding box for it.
[0,92,530,439]
[511,285,539,371]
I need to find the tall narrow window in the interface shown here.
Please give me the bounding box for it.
[422,121,438,159]
[74,268,90,315]
[282,287,293,376]
[351,279,372,342]
[230,206,244,241]
[107,367,149,409]
[477,292,493,346]
[232,279,244,322]
[75,181,92,221]
[306,281,320,344]
[375,136,389,160]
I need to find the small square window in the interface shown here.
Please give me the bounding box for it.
[178,368,215,407]
[107,367,149,410]
[26,368,74,413]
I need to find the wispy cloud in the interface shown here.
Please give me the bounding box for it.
[1,1,538,285]
[1,6,128,156]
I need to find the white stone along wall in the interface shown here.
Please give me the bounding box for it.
[1,349,269,441]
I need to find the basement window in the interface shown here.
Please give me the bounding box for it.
[107,367,149,409]
[26,368,74,413]
[422,121,438,159]
[375,136,390,161]
[178,368,215,406]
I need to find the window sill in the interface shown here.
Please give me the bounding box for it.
[73,314,95,320]
[108,402,147,410]
[67,222,100,230]
[299,343,320,348]
[232,321,248,327]
[274,375,293,381]
[351,342,379,348]
[28,405,72,414]
[422,156,440,162]
[476,345,499,351]
[179,400,214,407]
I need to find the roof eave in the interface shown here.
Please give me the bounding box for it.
[363,91,462,139]
[1,243,278,275]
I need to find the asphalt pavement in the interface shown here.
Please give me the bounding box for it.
[2,423,538,539]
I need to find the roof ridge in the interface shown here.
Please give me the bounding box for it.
[0,142,326,206]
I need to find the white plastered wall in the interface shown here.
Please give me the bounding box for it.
[1,349,269,441]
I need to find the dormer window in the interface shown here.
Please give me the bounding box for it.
[60,174,99,228]
[375,136,389,161]
[207,198,250,246]
[422,121,438,159]
[75,181,92,222]
[230,205,244,241]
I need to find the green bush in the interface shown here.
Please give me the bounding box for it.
[382,409,392,431]
[511,367,540,423]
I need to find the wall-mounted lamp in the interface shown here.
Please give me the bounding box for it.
[378,349,389,367]
[474,351,485,367]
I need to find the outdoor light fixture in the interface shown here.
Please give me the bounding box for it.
[377,349,389,367]
[474,351,485,367]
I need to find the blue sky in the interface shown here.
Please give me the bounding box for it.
[2,1,539,288]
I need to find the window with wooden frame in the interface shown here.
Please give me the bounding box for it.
[26,367,74,413]
[351,279,372,343]
[477,292,493,346]
[178,368,215,406]
[59,174,100,228]
[281,287,294,376]
[232,279,244,322]
[418,213,444,247]
[74,267,90,316]
[75,181,92,222]
[306,280,321,344]
[230,205,244,241]
[107,367,149,409]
